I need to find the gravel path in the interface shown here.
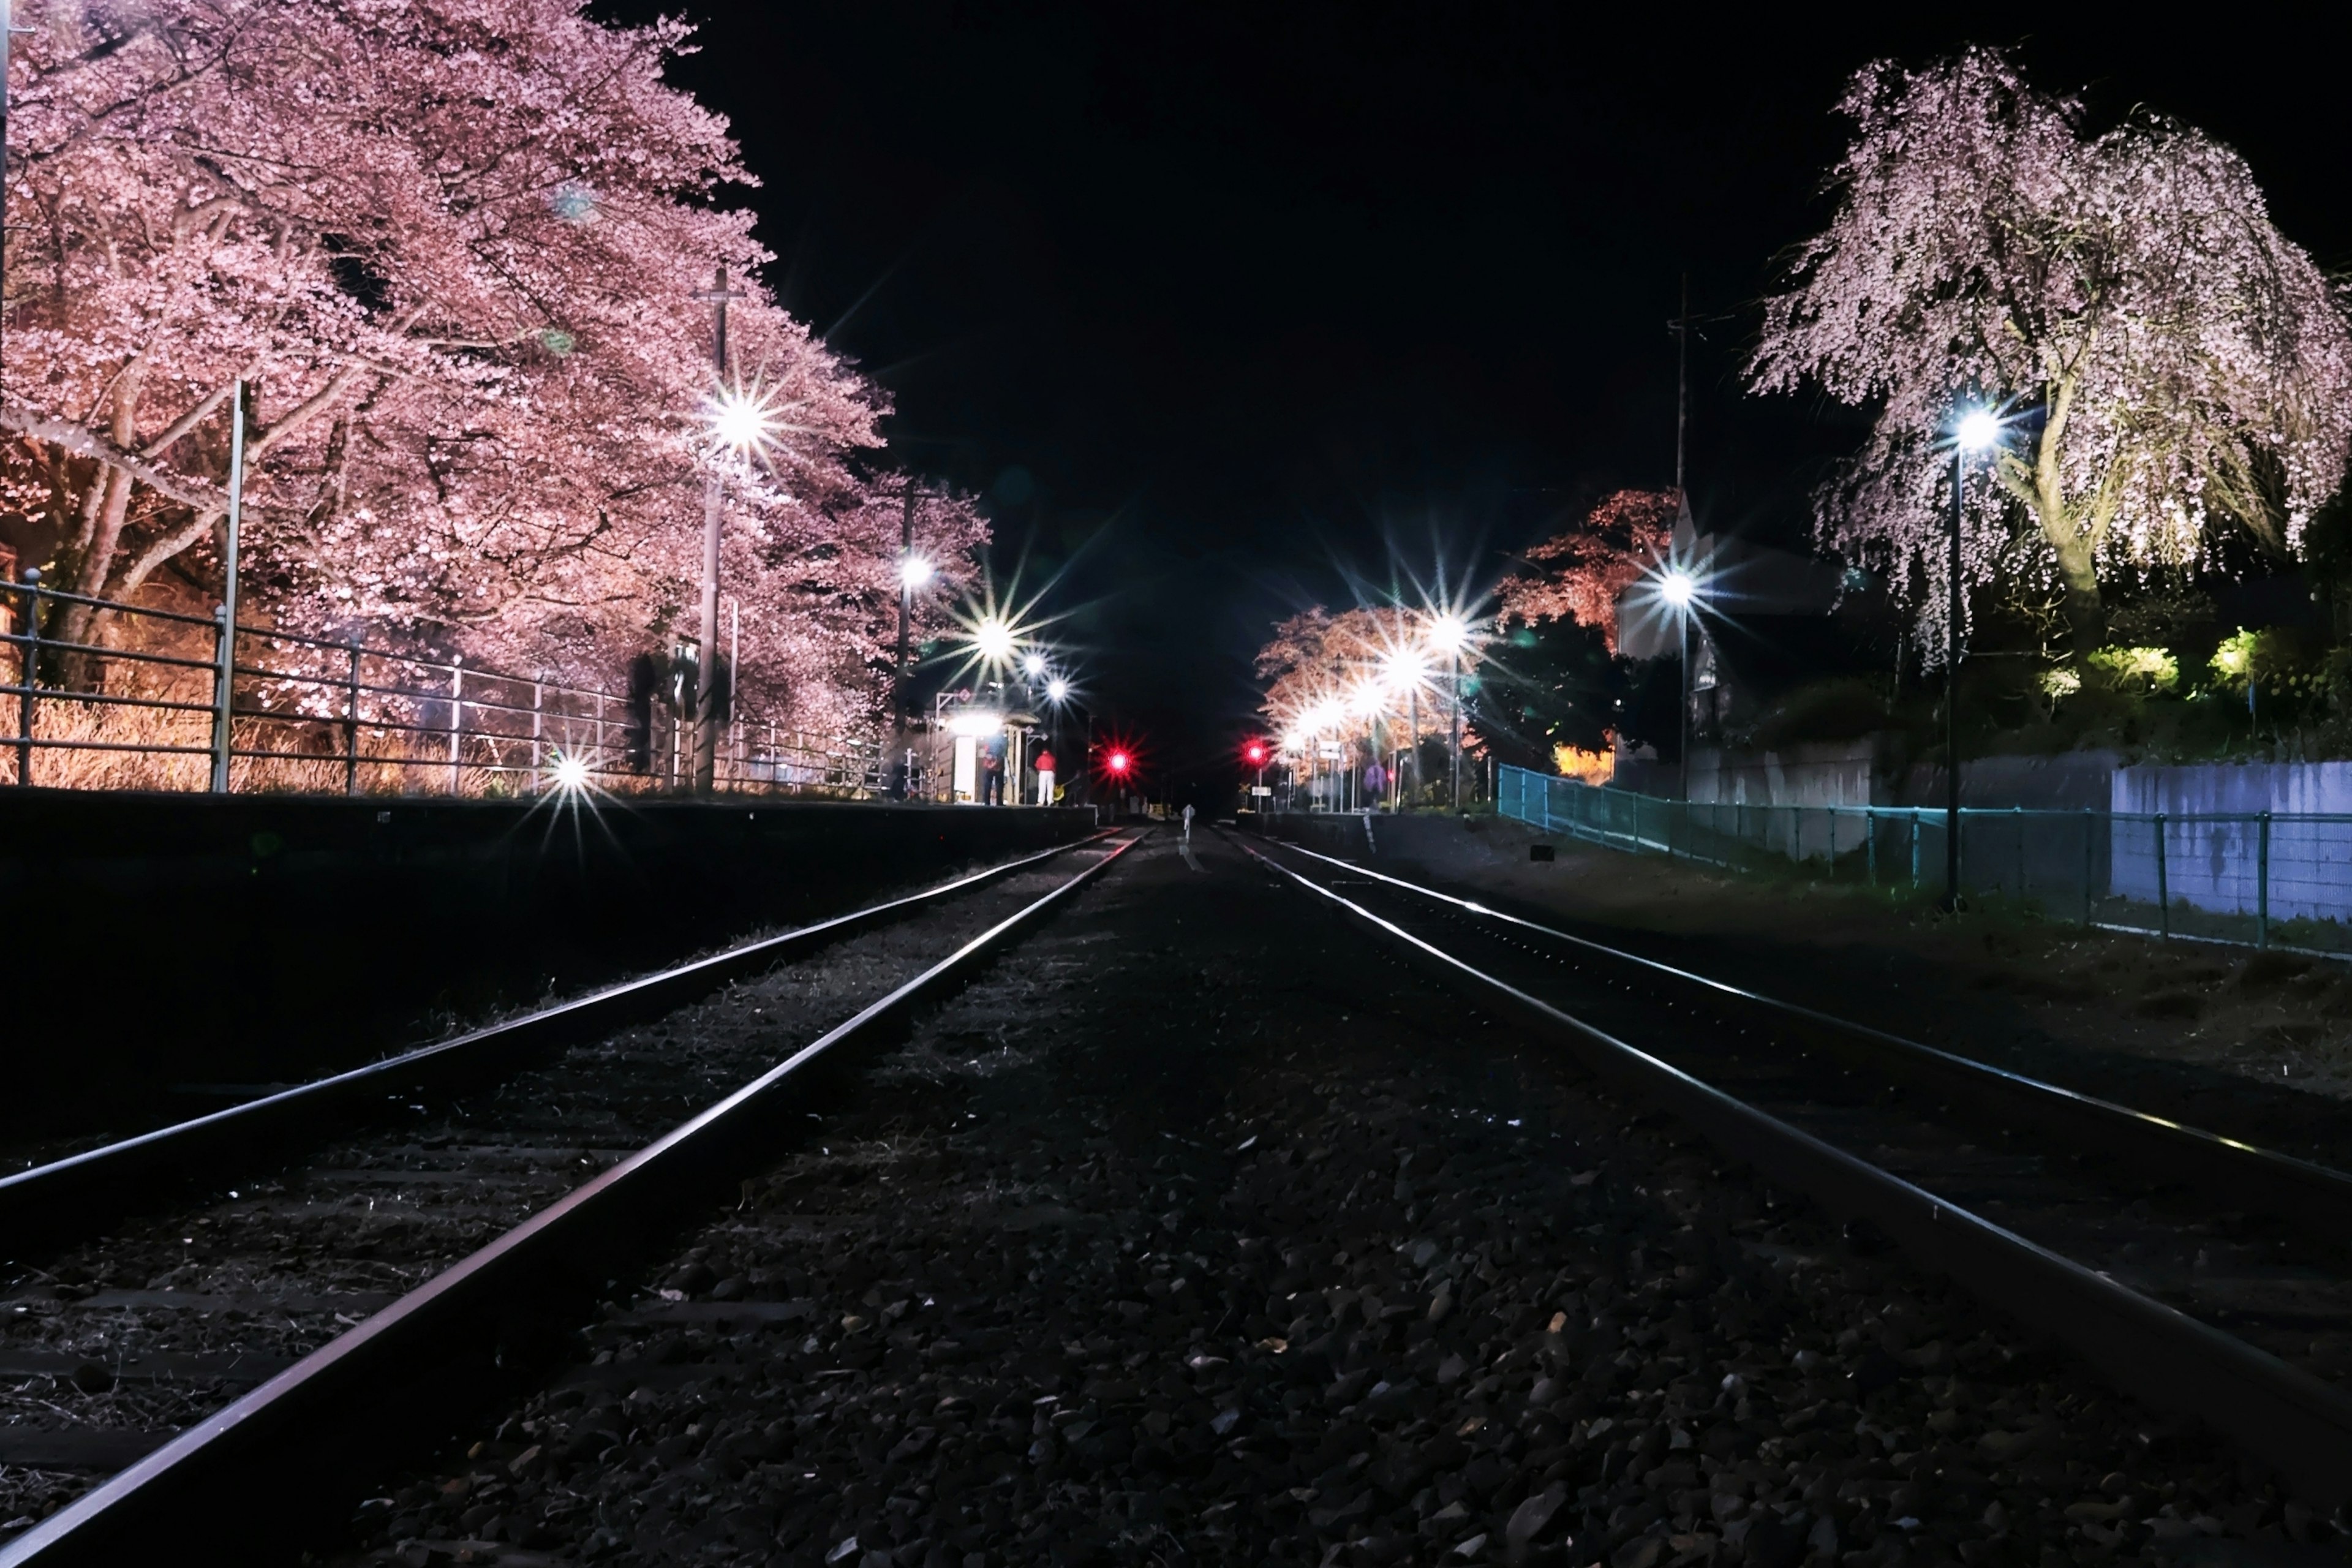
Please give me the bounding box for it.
[337,832,2328,1567]
[0,849,1109,1538]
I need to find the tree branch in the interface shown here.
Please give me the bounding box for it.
[0,404,224,514]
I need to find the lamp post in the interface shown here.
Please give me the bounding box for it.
[1428,615,1469,811]
[1656,568,1698,801]
[690,265,744,793]
[1947,407,2002,910]
[895,547,932,797]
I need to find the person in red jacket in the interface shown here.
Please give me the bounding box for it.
[1033,748,1057,805]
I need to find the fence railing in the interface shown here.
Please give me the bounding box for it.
[4,571,885,799]
[1499,764,2352,958]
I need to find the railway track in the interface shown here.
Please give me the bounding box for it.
[0,834,1136,1559]
[1243,831,2352,1505]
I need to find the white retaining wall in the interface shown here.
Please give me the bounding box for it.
[2111,764,2352,922]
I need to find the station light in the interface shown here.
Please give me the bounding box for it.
[551,753,592,791]
[1956,409,2002,451]
[1023,653,1048,678]
[1046,677,1070,702]
[974,617,1016,663]
[900,556,935,590]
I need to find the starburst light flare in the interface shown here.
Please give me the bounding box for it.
[706,385,779,456]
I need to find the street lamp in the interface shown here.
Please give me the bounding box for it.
[893,519,933,796]
[1654,567,1702,801]
[1947,406,2003,910]
[1427,614,1470,810]
[690,265,747,792]
[974,617,1016,665]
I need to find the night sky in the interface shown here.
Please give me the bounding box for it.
[624,3,2352,793]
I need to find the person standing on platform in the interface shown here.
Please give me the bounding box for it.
[1034,747,1056,806]
[979,735,1005,805]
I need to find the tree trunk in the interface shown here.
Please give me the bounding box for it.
[2047,528,2105,663]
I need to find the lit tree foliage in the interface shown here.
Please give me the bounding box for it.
[1495,488,1679,654]
[1,0,977,729]
[1750,48,2352,661]
[1254,604,1476,755]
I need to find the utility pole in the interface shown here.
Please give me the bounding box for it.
[1672,273,1690,504]
[690,264,742,792]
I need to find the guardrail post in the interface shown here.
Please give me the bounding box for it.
[1910,809,1921,888]
[2155,813,2169,941]
[447,658,464,796]
[2258,811,2272,949]
[2081,808,2095,926]
[531,676,545,792]
[344,639,361,796]
[14,568,39,787]
[209,603,233,794]
[209,380,247,795]
[1866,807,1877,886]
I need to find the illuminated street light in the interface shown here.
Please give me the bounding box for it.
[1649,560,1707,802]
[1942,404,2005,908]
[900,555,935,590]
[1046,677,1070,703]
[1023,652,1048,679]
[1956,409,2002,451]
[974,617,1017,663]
[551,753,592,792]
[707,386,776,456]
[1425,612,1474,810]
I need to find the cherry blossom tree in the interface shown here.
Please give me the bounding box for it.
[2,0,955,733]
[1254,603,1477,757]
[1750,48,2352,660]
[1496,489,1679,653]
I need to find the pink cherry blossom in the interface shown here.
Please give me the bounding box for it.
[1749,48,2352,661]
[2,0,980,733]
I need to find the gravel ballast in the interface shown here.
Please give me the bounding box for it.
[0,851,1110,1539]
[340,832,2329,1567]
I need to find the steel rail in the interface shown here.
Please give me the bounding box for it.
[1261,835,2352,1246]
[1233,834,2352,1507]
[0,833,1139,1567]
[0,831,1114,1259]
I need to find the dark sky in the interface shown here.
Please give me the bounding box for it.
[628,3,2352,790]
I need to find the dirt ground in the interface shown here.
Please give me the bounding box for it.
[1319,816,2352,1172]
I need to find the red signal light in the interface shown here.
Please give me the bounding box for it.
[1107,750,1132,775]
[1243,742,1267,766]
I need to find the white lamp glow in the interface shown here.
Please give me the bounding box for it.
[973,617,1016,662]
[1658,568,1697,609]
[708,388,775,454]
[1427,614,1469,653]
[900,556,935,590]
[1956,410,2001,451]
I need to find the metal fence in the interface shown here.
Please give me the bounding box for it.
[4,571,879,799]
[1499,763,2352,958]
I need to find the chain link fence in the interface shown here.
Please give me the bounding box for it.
[1499,764,2352,959]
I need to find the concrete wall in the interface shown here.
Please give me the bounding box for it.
[2110,764,2352,921]
[0,791,1095,1129]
